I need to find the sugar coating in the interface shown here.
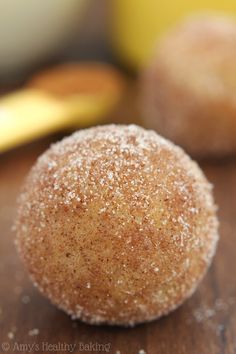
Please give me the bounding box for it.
[142,15,236,157]
[15,124,219,326]
[28,328,39,336]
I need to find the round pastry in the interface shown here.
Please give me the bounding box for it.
[15,124,219,326]
[142,15,236,157]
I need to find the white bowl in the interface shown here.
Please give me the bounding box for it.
[0,0,86,78]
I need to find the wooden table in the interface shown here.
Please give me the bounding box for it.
[0,131,236,354]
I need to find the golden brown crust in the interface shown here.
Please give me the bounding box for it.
[142,15,236,157]
[15,125,219,326]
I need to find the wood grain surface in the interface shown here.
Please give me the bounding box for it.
[0,132,236,354]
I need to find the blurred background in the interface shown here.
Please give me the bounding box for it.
[1,0,236,154]
[1,1,236,353]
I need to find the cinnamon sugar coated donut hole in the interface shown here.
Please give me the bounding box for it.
[142,15,236,157]
[15,125,219,326]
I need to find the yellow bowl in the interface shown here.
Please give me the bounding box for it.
[111,0,236,70]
